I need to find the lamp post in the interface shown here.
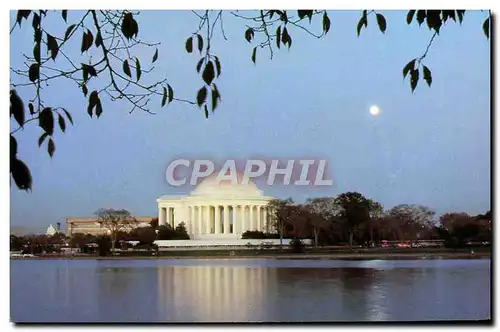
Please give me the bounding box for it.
[155,229,159,240]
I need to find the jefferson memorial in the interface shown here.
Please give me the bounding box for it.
[157,173,274,240]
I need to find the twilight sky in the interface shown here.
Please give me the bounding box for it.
[10,10,490,229]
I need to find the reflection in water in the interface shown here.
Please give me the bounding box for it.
[157,266,277,322]
[10,259,491,322]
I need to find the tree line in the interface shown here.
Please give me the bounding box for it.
[264,192,491,248]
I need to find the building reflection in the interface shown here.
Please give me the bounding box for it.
[157,265,277,322]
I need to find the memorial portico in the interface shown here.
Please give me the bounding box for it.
[156,174,274,240]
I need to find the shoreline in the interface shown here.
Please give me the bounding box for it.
[10,251,491,261]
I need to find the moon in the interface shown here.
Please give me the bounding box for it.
[369,105,380,116]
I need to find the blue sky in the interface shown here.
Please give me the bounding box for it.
[10,10,490,229]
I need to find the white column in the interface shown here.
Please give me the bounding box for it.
[198,206,203,234]
[223,205,230,234]
[232,206,239,234]
[159,207,166,226]
[205,205,211,234]
[215,205,221,234]
[188,206,194,234]
[239,206,245,235]
[257,206,262,231]
[263,207,268,233]
[166,207,171,226]
[241,205,247,232]
[250,205,255,230]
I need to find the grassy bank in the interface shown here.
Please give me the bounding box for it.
[11,247,491,260]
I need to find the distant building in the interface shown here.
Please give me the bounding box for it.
[65,217,154,237]
[46,224,58,236]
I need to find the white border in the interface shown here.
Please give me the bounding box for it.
[3,1,496,331]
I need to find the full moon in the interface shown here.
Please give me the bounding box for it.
[369,105,380,116]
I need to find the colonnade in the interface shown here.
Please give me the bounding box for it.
[158,204,269,235]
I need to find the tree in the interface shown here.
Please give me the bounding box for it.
[334,192,371,249]
[150,217,159,229]
[48,232,67,246]
[156,222,190,240]
[10,10,490,192]
[267,198,294,249]
[95,208,135,252]
[69,232,89,248]
[303,200,330,247]
[129,226,156,245]
[386,204,436,241]
[10,235,26,251]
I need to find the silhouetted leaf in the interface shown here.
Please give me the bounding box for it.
[123,59,131,78]
[38,132,48,147]
[185,36,193,53]
[245,28,254,43]
[197,86,207,108]
[33,42,40,63]
[28,63,39,82]
[376,13,386,33]
[276,26,281,48]
[211,85,220,111]
[16,10,31,27]
[34,27,41,43]
[28,103,35,115]
[39,108,54,136]
[32,13,40,29]
[11,158,32,191]
[167,84,174,103]
[46,33,59,60]
[121,12,138,40]
[282,27,292,48]
[422,65,432,87]
[161,87,167,107]
[95,31,103,48]
[323,12,331,34]
[197,34,203,53]
[483,17,490,39]
[82,64,97,82]
[48,138,55,158]
[204,104,209,118]
[152,48,158,63]
[135,57,141,81]
[82,84,88,97]
[214,56,221,77]
[95,99,103,118]
[251,47,257,64]
[442,10,455,22]
[62,108,73,125]
[407,10,416,24]
[81,30,93,53]
[196,58,204,73]
[87,91,99,117]
[357,11,367,36]
[278,11,288,23]
[10,90,25,128]
[456,10,465,24]
[202,60,215,85]
[426,10,441,34]
[11,135,17,160]
[58,114,66,132]
[402,59,416,78]
[410,68,419,93]
[64,24,76,41]
[62,10,68,22]
[416,10,426,26]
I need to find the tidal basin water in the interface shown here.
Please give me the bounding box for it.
[10,258,490,323]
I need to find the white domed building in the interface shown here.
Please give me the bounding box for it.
[157,173,275,241]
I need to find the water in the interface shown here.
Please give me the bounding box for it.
[10,258,491,323]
